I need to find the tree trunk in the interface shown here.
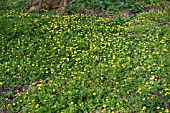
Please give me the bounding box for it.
[25,0,77,16]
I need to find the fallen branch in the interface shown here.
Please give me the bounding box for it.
[153,90,170,110]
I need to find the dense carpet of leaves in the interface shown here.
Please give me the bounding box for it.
[0,9,170,112]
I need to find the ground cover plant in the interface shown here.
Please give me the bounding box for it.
[0,0,170,113]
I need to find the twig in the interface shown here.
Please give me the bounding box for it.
[68,0,76,5]
[159,22,170,25]
[36,0,42,13]
[153,90,170,110]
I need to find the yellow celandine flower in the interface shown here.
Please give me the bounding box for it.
[15,93,21,97]
[142,106,146,110]
[157,106,160,109]
[93,92,96,96]
[38,87,41,90]
[121,84,125,87]
[125,99,128,102]
[37,84,42,87]
[35,104,39,108]
[103,104,107,108]
[165,109,169,113]
[74,50,77,54]
[70,102,74,104]
[54,105,56,108]
[165,92,170,95]
[0,82,3,85]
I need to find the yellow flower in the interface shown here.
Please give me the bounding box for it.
[0,82,2,85]
[54,105,56,108]
[165,109,169,113]
[35,104,39,108]
[165,92,170,96]
[138,88,141,91]
[93,92,96,96]
[113,55,116,60]
[142,106,146,110]
[70,102,74,104]
[103,104,107,108]
[74,50,77,54]
[116,103,119,106]
[101,38,104,42]
[37,84,42,87]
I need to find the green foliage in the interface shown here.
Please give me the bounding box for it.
[1,0,168,15]
[67,0,167,14]
[0,1,170,113]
